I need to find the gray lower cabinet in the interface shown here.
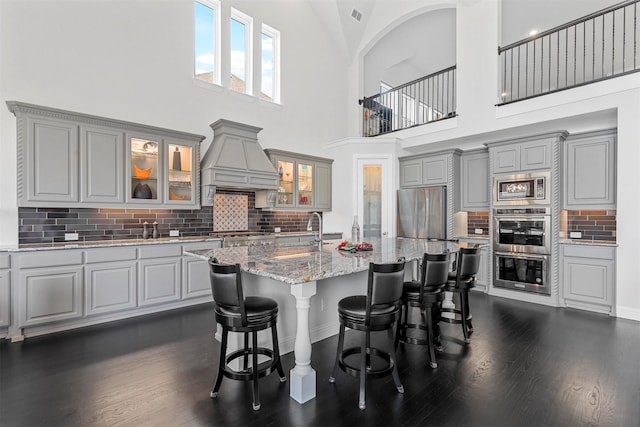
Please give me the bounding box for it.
[564,129,616,208]
[562,244,615,315]
[19,265,84,327]
[85,262,137,315]
[460,150,489,210]
[138,245,182,306]
[0,255,10,328]
[181,241,220,299]
[10,241,219,338]
[17,250,84,327]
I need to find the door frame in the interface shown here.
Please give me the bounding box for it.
[353,154,394,238]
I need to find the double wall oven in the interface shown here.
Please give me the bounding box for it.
[493,172,551,295]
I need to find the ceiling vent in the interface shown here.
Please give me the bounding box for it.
[351,8,363,23]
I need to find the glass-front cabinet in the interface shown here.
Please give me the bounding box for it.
[8,101,204,209]
[167,142,193,203]
[130,137,160,202]
[127,134,199,207]
[260,149,333,211]
[298,163,313,207]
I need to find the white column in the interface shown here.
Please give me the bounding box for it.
[289,281,317,403]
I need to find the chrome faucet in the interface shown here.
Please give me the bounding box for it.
[306,212,323,247]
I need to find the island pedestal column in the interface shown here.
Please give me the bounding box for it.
[289,281,317,403]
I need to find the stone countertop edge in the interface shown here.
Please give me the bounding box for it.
[184,237,468,285]
[0,231,339,253]
[559,239,618,247]
[0,236,225,252]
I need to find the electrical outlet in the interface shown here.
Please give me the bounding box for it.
[64,232,79,241]
[474,228,483,235]
[169,230,179,237]
[274,227,281,233]
[569,231,582,239]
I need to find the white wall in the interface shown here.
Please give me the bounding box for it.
[0,0,349,247]
[331,0,640,321]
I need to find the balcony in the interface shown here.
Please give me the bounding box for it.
[360,66,457,137]
[498,0,640,105]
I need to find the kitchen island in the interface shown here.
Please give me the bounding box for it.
[184,237,468,404]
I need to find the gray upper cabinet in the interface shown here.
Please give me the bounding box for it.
[81,125,124,204]
[564,129,616,209]
[399,149,461,188]
[257,149,333,211]
[7,101,205,209]
[399,158,422,187]
[460,149,489,210]
[489,133,564,174]
[23,115,79,205]
[422,154,449,186]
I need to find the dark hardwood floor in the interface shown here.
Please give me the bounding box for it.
[1,292,639,427]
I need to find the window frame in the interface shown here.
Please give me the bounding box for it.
[261,23,281,104]
[230,8,253,95]
[194,0,221,86]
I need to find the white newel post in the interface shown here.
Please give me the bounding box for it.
[289,281,317,403]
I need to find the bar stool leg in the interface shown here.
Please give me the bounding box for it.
[463,291,473,333]
[387,326,404,393]
[460,292,470,344]
[270,323,287,381]
[251,331,260,410]
[423,306,437,369]
[243,332,249,371]
[358,332,368,410]
[329,324,345,383]
[211,329,228,398]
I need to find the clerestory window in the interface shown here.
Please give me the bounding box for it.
[194,0,220,85]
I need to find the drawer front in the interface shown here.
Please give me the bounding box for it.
[85,247,137,264]
[138,244,183,259]
[18,250,83,269]
[562,245,615,260]
[0,254,10,269]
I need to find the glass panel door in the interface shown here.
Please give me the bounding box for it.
[356,156,392,238]
[298,163,313,207]
[168,143,192,202]
[362,165,381,238]
[130,138,159,201]
[276,159,294,206]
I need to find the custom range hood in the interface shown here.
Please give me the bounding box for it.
[200,119,278,200]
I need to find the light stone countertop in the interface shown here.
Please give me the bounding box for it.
[0,236,224,252]
[185,237,471,285]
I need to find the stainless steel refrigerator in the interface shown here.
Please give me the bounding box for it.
[397,186,447,239]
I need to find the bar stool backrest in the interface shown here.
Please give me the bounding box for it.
[209,258,247,325]
[366,259,405,321]
[419,252,450,301]
[454,248,481,285]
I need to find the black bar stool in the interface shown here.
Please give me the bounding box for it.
[440,247,481,344]
[397,252,450,368]
[208,258,287,411]
[329,259,405,410]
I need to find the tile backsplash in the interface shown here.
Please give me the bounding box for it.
[566,209,616,241]
[466,211,489,236]
[18,188,321,245]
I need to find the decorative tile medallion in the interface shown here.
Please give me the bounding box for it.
[213,194,248,231]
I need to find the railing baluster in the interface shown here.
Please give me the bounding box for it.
[496,0,640,105]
